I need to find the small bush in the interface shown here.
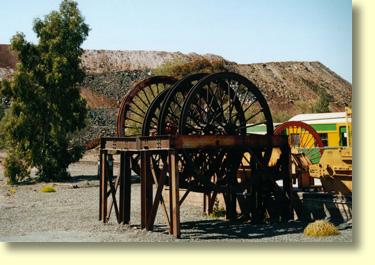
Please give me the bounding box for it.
[4,152,30,184]
[304,220,340,237]
[312,92,331,113]
[209,198,226,218]
[8,188,17,193]
[40,185,56,193]
[153,57,229,79]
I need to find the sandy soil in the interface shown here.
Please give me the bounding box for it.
[0,150,352,242]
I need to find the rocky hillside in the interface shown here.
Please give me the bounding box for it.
[82,49,227,74]
[0,44,352,148]
[237,61,352,116]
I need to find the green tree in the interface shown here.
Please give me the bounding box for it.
[0,0,89,184]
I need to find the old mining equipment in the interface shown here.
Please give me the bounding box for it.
[274,121,324,190]
[309,107,352,195]
[99,72,293,238]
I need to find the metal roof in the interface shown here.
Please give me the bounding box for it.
[289,112,352,124]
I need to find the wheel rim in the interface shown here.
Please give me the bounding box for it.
[116,76,177,137]
[158,73,208,135]
[274,121,324,164]
[116,76,177,175]
[178,72,274,189]
[180,72,273,136]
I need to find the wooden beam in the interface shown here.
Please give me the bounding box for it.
[124,152,132,224]
[100,135,289,152]
[140,151,152,229]
[147,163,168,230]
[171,135,289,150]
[99,154,102,221]
[140,151,146,229]
[100,151,108,223]
[169,150,180,238]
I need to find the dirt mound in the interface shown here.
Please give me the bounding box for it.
[0,44,16,69]
[236,61,352,118]
[82,49,227,74]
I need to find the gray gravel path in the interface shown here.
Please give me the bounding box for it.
[0,157,352,242]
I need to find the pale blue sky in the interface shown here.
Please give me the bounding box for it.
[0,0,352,82]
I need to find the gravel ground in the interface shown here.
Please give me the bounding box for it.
[0,151,352,242]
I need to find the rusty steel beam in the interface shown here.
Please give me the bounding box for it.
[170,134,288,150]
[140,151,153,229]
[100,150,108,223]
[169,150,180,238]
[100,134,289,152]
[119,151,131,224]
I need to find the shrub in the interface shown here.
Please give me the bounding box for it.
[153,57,229,78]
[40,185,56,193]
[312,92,331,113]
[3,151,30,185]
[303,220,340,237]
[209,198,226,218]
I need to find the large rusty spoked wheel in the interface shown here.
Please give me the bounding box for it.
[142,89,170,136]
[116,76,177,174]
[274,121,324,164]
[142,89,171,181]
[179,72,274,190]
[117,76,177,136]
[158,73,208,135]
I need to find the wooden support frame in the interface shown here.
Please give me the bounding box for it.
[99,134,292,238]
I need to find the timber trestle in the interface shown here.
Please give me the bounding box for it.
[99,134,292,238]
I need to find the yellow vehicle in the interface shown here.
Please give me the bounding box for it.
[304,108,352,195]
[288,109,352,148]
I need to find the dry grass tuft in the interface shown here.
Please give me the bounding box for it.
[8,188,17,193]
[40,185,56,193]
[304,220,340,237]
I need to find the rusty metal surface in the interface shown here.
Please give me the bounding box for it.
[116,76,177,137]
[158,73,208,135]
[274,120,324,155]
[101,134,288,151]
[100,73,295,238]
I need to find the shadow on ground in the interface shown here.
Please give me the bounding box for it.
[152,219,352,240]
[151,220,305,240]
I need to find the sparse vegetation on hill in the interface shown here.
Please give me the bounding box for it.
[153,57,231,78]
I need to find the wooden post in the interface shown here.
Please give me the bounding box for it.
[100,150,108,223]
[99,154,102,221]
[140,151,146,229]
[169,150,180,238]
[124,152,132,224]
[281,146,294,220]
[203,193,207,214]
[141,151,152,229]
[146,163,167,231]
[120,151,132,224]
